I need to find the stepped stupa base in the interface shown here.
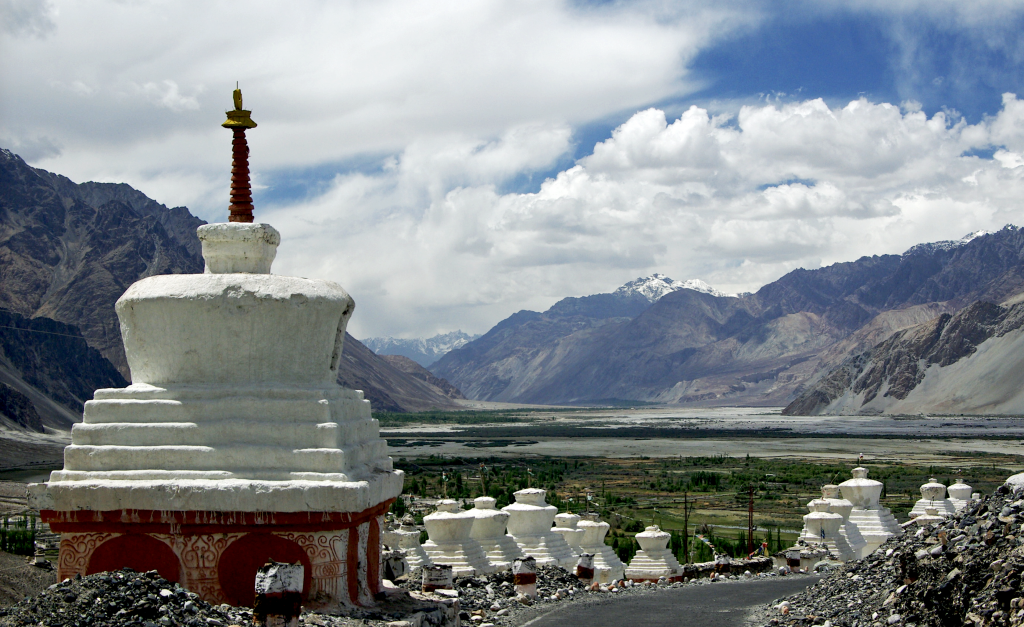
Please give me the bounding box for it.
[421,541,493,577]
[478,536,524,570]
[847,508,902,554]
[40,499,393,609]
[509,534,577,569]
[909,499,957,517]
[625,550,682,582]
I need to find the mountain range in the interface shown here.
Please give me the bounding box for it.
[784,295,1024,415]
[0,148,460,431]
[431,228,1024,407]
[362,330,479,367]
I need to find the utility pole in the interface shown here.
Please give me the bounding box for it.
[681,491,695,564]
[747,485,755,555]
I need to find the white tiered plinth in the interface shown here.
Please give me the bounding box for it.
[422,500,493,576]
[27,222,403,609]
[820,484,867,559]
[468,497,522,571]
[625,526,681,582]
[798,500,856,562]
[502,489,576,569]
[838,467,902,555]
[552,513,585,557]
[391,515,433,570]
[909,478,957,518]
[904,506,944,527]
[948,479,975,511]
[577,517,625,584]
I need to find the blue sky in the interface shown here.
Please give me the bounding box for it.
[4,1,1024,338]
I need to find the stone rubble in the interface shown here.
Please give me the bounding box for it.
[0,569,242,627]
[752,481,1024,627]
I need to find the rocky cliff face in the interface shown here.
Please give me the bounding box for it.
[0,148,205,375]
[434,227,1024,406]
[784,298,1024,415]
[0,310,127,430]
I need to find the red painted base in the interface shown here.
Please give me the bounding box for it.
[41,500,393,609]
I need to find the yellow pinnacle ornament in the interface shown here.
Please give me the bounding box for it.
[222,87,257,129]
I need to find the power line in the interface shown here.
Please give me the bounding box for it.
[0,325,86,340]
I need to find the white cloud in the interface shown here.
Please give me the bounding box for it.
[0,0,747,218]
[133,80,201,112]
[263,95,1024,339]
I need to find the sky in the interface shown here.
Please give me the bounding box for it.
[4,1,1024,340]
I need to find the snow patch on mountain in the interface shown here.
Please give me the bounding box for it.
[362,330,480,367]
[614,273,733,302]
[903,228,1001,256]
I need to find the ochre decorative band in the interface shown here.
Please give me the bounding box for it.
[41,500,393,535]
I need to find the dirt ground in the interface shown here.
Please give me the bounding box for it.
[0,483,27,515]
[0,550,55,607]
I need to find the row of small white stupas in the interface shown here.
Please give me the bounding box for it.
[787,468,979,567]
[384,488,688,583]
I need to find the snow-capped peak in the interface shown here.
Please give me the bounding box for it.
[903,230,994,255]
[614,273,732,302]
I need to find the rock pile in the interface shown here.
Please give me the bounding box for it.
[0,568,244,627]
[752,482,1024,627]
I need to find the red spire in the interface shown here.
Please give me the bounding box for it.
[222,87,257,223]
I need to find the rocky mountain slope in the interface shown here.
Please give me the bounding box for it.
[363,330,479,367]
[378,355,466,400]
[336,334,461,412]
[0,148,459,420]
[0,310,126,432]
[784,297,1024,415]
[433,228,1024,406]
[0,148,205,375]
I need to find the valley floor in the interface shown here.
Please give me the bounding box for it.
[382,406,1024,462]
[0,429,68,473]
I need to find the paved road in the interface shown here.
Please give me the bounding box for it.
[517,575,822,627]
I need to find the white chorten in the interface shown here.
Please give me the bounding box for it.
[28,220,403,608]
[947,479,974,511]
[819,484,867,559]
[798,500,857,562]
[624,525,682,581]
[577,517,625,583]
[552,513,585,557]
[467,496,522,570]
[838,467,902,554]
[391,514,433,570]
[422,500,493,576]
[502,489,576,569]
[909,478,957,517]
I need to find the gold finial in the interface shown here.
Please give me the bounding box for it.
[222,84,256,129]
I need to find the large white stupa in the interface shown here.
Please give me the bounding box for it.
[502,489,576,568]
[27,90,403,609]
[797,500,857,562]
[838,467,902,554]
[819,484,867,558]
